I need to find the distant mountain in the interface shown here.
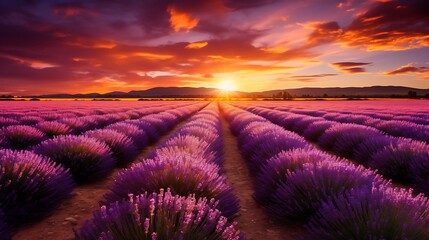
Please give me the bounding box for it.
[259,86,429,97]
[128,87,224,97]
[37,86,429,98]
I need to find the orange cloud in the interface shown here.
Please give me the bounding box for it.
[67,38,117,49]
[4,55,58,69]
[132,52,174,60]
[185,41,208,49]
[307,21,343,46]
[167,6,199,32]
[341,0,429,51]
[260,47,288,54]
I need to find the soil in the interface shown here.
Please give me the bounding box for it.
[13,107,305,240]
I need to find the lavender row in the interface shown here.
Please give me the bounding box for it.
[0,102,175,128]
[220,103,429,239]
[0,103,195,150]
[32,103,207,183]
[271,105,429,143]
[0,104,205,237]
[0,101,176,120]
[236,104,429,195]
[75,103,242,239]
[254,100,429,125]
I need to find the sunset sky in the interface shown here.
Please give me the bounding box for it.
[1,0,428,95]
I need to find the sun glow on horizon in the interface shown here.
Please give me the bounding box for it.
[218,80,236,92]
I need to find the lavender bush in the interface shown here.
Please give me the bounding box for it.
[36,121,72,138]
[104,153,239,218]
[0,117,19,129]
[131,120,161,143]
[106,122,149,149]
[302,121,336,142]
[306,185,429,239]
[59,118,91,134]
[34,135,115,183]
[250,133,309,166]
[318,124,383,153]
[0,125,47,150]
[267,160,386,222]
[76,189,242,240]
[353,136,398,165]
[149,135,221,165]
[367,139,426,183]
[19,116,44,126]
[409,144,429,194]
[0,149,74,225]
[84,129,139,166]
[254,148,332,205]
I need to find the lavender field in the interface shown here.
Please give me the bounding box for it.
[1,100,429,240]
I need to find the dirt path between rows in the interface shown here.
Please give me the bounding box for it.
[13,119,191,240]
[220,114,305,240]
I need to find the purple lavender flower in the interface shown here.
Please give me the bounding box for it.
[0,125,47,150]
[36,121,72,138]
[353,136,398,165]
[0,149,74,225]
[0,117,19,129]
[105,122,149,149]
[104,153,239,218]
[76,189,243,240]
[150,134,222,165]
[330,125,385,158]
[376,120,429,142]
[254,148,333,205]
[131,120,161,143]
[140,116,169,134]
[238,123,284,157]
[33,135,115,183]
[177,126,222,151]
[267,160,387,222]
[392,115,429,125]
[248,133,310,172]
[409,146,429,194]
[229,114,267,136]
[237,124,309,172]
[292,116,324,134]
[322,113,342,121]
[302,120,336,142]
[290,109,326,117]
[318,124,383,153]
[59,118,90,134]
[19,116,44,126]
[84,129,139,167]
[339,114,372,124]
[305,185,429,239]
[368,139,427,183]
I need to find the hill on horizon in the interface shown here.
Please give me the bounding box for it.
[34,86,429,98]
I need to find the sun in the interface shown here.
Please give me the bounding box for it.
[218,80,236,92]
